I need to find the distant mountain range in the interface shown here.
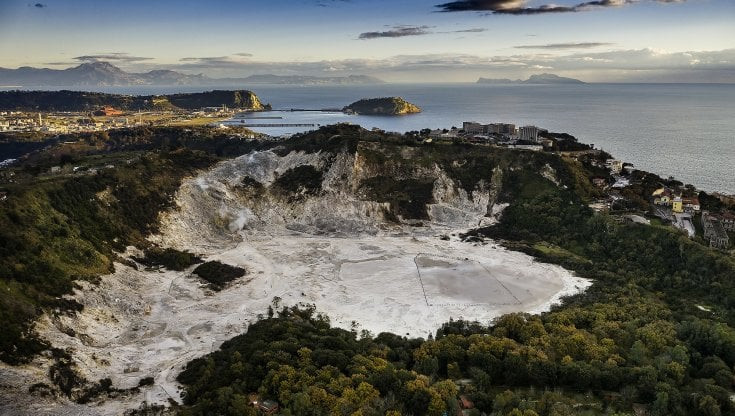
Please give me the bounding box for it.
[477,73,585,85]
[233,74,383,85]
[0,62,385,87]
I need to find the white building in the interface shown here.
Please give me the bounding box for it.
[488,123,516,135]
[606,159,624,174]
[518,125,540,142]
[429,129,459,140]
[462,122,484,134]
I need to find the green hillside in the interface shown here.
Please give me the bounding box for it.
[0,89,268,112]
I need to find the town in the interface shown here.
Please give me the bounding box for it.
[0,105,238,134]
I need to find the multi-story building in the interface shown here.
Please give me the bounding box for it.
[606,159,624,174]
[672,196,684,213]
[487,123,516,135]
[518,125,539,142]
[720,212,735,231]
[682,197,701,213]
[462,122,484,134]
[702,211,730,249]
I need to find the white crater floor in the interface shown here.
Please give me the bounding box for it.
[0,229,588,416]
[0,149,591,415]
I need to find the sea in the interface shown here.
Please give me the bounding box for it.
[4,83,734,194]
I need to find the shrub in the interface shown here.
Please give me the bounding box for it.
[193,261,246,291]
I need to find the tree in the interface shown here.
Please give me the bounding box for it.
[697,395,721,416]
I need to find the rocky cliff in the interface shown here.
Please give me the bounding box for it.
[155,125,566,249]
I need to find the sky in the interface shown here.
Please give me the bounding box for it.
[0,0,734,82]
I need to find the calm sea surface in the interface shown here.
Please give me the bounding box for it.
[9,83,735,193]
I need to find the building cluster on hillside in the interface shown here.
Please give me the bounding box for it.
[426,121,555,152]
[702,211,731,249]
[605,159,624,174]
[652,187,701,214]
[0,110,133,133]
[0,112,44,132]
[425,121,732,251]
[460,121,548,143]
[461,121,518,136]
[579,149,733,250]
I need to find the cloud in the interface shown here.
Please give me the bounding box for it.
[451,28,488,33]
[177,54,254,69]
[435,0,684,15]
[32,3,46,8]
[515,42,613,49]
[358,25,432,39]
[357,26,485,40]
[180,56,229,62]
[435,0,525,12]
[132,47,735,83]
[43,61,78,66]
[73,53,153,63]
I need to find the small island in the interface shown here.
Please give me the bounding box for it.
[477,73,585,85]
[343,97,421,115]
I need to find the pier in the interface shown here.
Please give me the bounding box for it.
[272,108,345,113]
[240,123,317,128]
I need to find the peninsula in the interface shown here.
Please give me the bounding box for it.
[0,89,268,112]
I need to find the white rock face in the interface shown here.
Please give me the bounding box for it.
[0,147,590,415]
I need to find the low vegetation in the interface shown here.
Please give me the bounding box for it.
[271,165,324,202]
[133,247,203,271]
[360,177,435,220]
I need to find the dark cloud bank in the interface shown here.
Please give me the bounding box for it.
[436,0,685,15]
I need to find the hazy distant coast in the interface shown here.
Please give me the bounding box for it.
[478,73,586,85]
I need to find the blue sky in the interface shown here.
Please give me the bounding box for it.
[1,0,733,82]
